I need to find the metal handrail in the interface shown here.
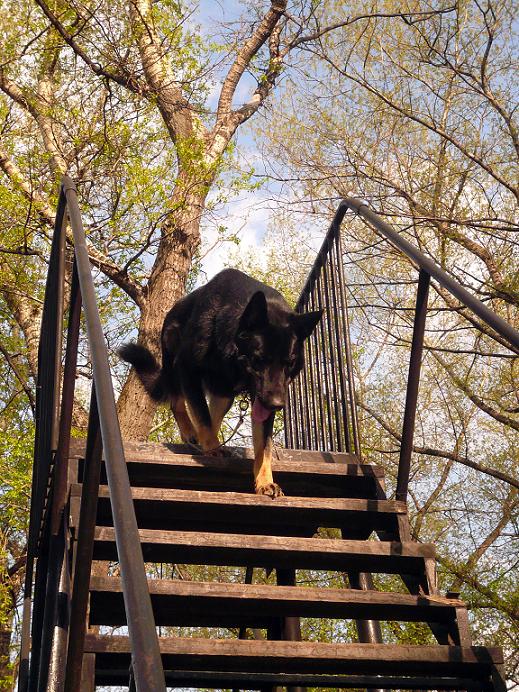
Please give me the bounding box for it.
[20,176,165,691]
[343,198,519,351]
[287,197,519,505]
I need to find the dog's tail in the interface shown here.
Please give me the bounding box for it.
[118,342,167,402]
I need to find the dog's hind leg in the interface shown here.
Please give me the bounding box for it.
[170,395,198,445]
[207,393,233,440]
[181,370,226,455]
[252,412,283,498]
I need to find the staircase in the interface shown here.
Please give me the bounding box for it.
[19,179,514,691]
[69,439,505,690]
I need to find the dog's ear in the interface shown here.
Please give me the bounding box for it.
[292,310,323,340]
[239,291,269,333]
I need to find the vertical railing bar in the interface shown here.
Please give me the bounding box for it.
[396,269,430,503]
[284,387,291,449]
[64,386,103,692]
[300,287,320,450]
[315,274,334,451]
[51,259,81,535]
[309,291,327,451]
[293,288,308,449]
[305,308,320,450]
[62,176,166,690]
[291,376,301,450]
[328,236,352,453]
[289,386,296,449]
[321,257,342,451]
[296,359,309,449]
[335,227,362,459]
[25,188,68,692]
[301,327,314,449]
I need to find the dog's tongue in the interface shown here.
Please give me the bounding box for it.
[252,397,271,423]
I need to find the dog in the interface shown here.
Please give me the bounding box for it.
[119,268,322,497]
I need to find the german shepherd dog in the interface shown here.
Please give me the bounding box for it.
[119,269,322,498]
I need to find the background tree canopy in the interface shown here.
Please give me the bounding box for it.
[0,0,517,688]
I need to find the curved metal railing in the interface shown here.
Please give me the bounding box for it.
[19,176,165,691]
[285,198,519,502]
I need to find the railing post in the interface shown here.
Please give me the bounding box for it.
[64,386,102,692]
[396,269,430,503]
[62,175,166,690]
[335,228,362,458]
[24,187,68,692]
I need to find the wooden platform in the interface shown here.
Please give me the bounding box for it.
[66,441,505,690]
[93,527,434,574]
[86,636,504,689]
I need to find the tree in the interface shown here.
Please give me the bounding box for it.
[2,1,465,684]
[250,0,518,679]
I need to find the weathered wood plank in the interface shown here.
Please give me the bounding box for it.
[73,485,405,513]
[85,635,503,677]
[69,438,360,465]
[93,528,434,574]
[89,576,464,627]
[93,669,494,690]
[69,439,382,497]
[77,484,405,533]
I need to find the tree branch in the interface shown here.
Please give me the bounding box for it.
[0,341,35,413]
[311,49,518,203]
[359,401,519,489]
[0,147,145,306]
[129,0,200,145]
[437,553,518,621]
[216,0,287,123]
[431,351,519,432]
[288,7,457,50]
[210,2,286,162]
[32,0,147,95]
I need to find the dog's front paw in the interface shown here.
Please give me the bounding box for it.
[256,483,284,499]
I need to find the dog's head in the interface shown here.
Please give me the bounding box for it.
[235,291,322,422]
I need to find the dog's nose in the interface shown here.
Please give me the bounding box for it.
[265,395,285,410]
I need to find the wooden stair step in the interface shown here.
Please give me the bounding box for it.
[94,528,434,575]
[70,438,361,464]
[89,576,464,628]
[73,485,405,534]
[69,439,382,497]
[91,668,495,690]
[85,636,503,684]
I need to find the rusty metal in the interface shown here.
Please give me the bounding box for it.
[61,176,166,690]
[286,203,359,454]
[64,387,102,692]
[396,269,430,502]
[40,260,82,692]
[286,197,519,499]
[22,177,165,691]
[343,198,519,352]
[51,260,81,535]
[22,190,68,692]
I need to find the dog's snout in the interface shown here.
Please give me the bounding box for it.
[264,394,285,410]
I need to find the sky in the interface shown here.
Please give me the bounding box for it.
[187,0,304,282]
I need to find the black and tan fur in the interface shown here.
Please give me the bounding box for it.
[119,268,321,497]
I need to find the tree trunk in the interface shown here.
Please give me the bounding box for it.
[0,626,12,690]
[117,189,206,440]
